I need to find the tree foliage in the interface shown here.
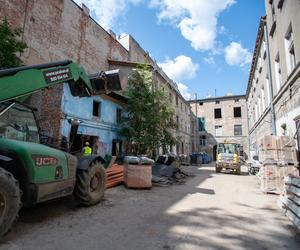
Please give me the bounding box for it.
[0,18,27,69]
[120,65,177,157]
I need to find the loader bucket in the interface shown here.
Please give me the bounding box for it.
[89,69,122,95]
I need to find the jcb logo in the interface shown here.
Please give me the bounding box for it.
[32,155,58,166]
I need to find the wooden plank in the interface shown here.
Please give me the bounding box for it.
[286,185,300,197]
[285,199,300,218]
[290,196,300,207]
[286,210,300,230]
[284,176,300,188]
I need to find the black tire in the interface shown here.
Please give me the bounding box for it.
[0,168,21,238]
[215,166,221,173]
[73,161,106,206]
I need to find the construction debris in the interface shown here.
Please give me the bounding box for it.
[278,176,300,231]
[152,164,189,186]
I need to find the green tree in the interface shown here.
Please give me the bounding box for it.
[0,18,27,68]
[120,65,176,157]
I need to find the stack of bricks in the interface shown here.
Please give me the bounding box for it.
[259,135,299,194]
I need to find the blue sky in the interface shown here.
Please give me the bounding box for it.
[74,0,265,99]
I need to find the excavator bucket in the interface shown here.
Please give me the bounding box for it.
[89,69,122,95]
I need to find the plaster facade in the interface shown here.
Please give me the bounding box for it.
[247,0,300,156]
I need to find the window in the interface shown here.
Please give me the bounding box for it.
[215,125,222,137]
[215,100,220,104]
[269,0,276,36]
[285,25,296,75]
[261,88,265,112]
[234,125,242,136]
[277,0,284,9]
[295,119,300,158]
[176,96,178,105]
[274,53,282,92]
[233,107,241,118]
[176,116,179,129]
[214,108,222,119]
[234,99,239,103]
[198,117,206,132]
[258,97,261,117]
[199,102,203,106]
[116,108,122,123]
[265,76,271,105]
[169,93,172,103]
[255,103,258,121]
[199,135,206,146]
[93,101,101,117]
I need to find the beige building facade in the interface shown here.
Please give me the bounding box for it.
[190,95,249,160]
[247,0,300,156]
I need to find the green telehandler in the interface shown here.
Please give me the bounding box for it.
[0,60,121,237]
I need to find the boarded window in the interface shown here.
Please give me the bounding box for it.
[234,125,242,136]
[93,101,101,117]
[215,125,222,136]
[234,107,241,118]
[214,108,222,119]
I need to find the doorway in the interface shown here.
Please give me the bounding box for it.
[112,139,123,156]
[213,145,217,161]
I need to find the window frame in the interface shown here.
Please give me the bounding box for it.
[92,100,101,118]
[214,108,222,119]
[233,107,242,118]
[234,124,243,136]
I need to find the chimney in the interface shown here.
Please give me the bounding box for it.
[108,29,116,39]
[82,3,90,16]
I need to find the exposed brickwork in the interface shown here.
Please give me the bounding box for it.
[0,0,130,147]
[0,0,196,154]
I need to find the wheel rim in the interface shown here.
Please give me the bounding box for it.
[0,191,6,219]
[90,174,100,191]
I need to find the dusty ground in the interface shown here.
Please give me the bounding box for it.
[1,163,300,250]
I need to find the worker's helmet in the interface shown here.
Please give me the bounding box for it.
[85,142,90,146]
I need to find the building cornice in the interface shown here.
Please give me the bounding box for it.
[189,94,246,103]
[246,16,266,99]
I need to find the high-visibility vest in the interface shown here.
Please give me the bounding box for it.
[83,146,92,156]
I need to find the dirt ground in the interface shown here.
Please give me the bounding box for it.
[1,163,300,250]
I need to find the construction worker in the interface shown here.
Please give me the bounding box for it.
[83,142,92,156]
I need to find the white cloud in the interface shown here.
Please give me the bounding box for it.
[178,83,191,100]
[74,0,142,30]
[203,56,215,65]
[150,0,236,51]
[224,41,252,67]
[158,55,199,82]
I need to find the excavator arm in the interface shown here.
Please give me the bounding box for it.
[0,60,122,103]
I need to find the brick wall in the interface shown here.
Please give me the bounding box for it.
[0,0,130,146]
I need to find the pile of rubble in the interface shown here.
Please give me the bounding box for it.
[105,154,190,189]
